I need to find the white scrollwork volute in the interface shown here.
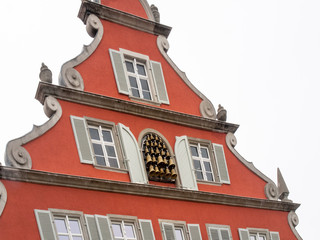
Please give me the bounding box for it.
[59,14,104,90]
[200,100,216,119]
[0,181,7,217]
[158,35,170,52]
[288,211,302,240]
[226,132,237,148]
[264,182,278,200]
[5,96,62,169]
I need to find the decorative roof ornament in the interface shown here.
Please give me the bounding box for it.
[39,63,52,83]
[150,4,160,23]
[217,104,227,121]
[277,168,292,202]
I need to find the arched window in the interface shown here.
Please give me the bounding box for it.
[141,132,177,183]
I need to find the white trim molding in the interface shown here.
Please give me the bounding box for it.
[0,181,7,217]
[59,14,104,90]
[5,96,62,169]
[288,211,302,240]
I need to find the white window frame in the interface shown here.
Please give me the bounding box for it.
[85,117,125,170]
[120,49,157,103]
[159,219,189,240]
[188,138,221,184]
[239,228,280,240]
[50,209,89,240]
[109,214,142,240]
[206,224,232,240]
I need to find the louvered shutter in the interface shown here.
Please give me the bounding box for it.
[95,215,114,240]
[34,210,56,240]
[162,223,176,240]
[85,215,100,240]
[238,229,250,240]
[213,144,230,184]
[117,123,148,184]
[139,219,155,240]
[270,232,280,240]
[150,61,169,104]
[175,136,198,190]
[220,229,231,240]
[209,228,220,240]
[109,49,129,95]
[188,224,202,240]
[70,116,94,164]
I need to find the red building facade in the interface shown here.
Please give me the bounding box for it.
[0,1,302,239]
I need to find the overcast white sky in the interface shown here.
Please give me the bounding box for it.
[0,0,318,239]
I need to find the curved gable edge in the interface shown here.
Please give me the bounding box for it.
[226,132,279,201]
[0,181,7,217]
[156,35,217,120]
[5,96,62,169]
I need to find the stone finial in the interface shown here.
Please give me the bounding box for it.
[39,63,52,83]
[217,104,227,121]
[151,4,160,23]
[277,168,292,202]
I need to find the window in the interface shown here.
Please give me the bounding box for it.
[141,132,177,183]
[110,48,169,105]
[70,116,125,170]
[207,224,232,240]
[161,221,188,240]
[238,228,280,240]
[190,143,214,182]
[88,125,119,168]
[54,216,85,240]
[35,209,89,240]
[112,221,137,240]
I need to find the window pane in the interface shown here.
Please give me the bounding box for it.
[73,237,83,240]
[89,128,100,140]
[206,172,214,181]
[124,224,135,238]
[125,61,134,73]
[137,64,146,76]
[96,156,106,166]
[250,236,257,240]
[58,236,69,240]
[93,143,104,156]
[200,147,209,158]
[193,160,201,170]
[102,130,112,142]
[109,158,119,168]
[69,220,81,234]
[112,224,123,237]
[54,219,68,233]
[175,229,184,240]
[140,79,149,91]
[190,146,198,157]
[142,91,152,100]
[203,161,212,171]
[131,88,140,97]
[195,170,203,180]
[258,236,266,240]
[129,76,138,88]
[106,146,116,157]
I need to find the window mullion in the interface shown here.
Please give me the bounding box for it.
[198,144,207,181]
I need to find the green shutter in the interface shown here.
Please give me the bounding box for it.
[95,215,113,240]
[70,116,94,164]
[117,123,148,184]
[175,136,198,190]
[213,144,230,184]
[270,232,280,240]
[139,219,155,240]
[220,229,231,240]
[188,224,202,240]
[85,214,100,240]
[209,228,220,240]
[238,229,250,240]
[162,223,176,240]
[109,49,129,95]
[150,61,169,104]
[34,210,56,240]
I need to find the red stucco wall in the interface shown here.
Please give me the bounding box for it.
[100,0,149,19]
[0,180,297,240]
